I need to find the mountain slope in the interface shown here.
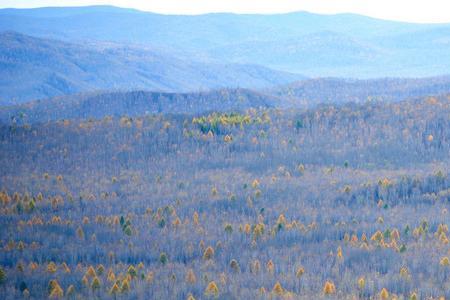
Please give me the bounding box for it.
[0,89,281,123]
[1,6,450,77]
[3,76,450,124]
[209,31,384,73]
[0,31,304,104]
[270,77,450,107]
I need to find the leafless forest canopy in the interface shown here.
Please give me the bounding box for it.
[2,5,450,300]
[1,93,450,299]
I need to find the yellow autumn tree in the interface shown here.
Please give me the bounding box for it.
[204,281,219,297]
[86,265,96,278]
[49,280,64,299]
[357,277,365,290]
[296,267,305,278]
[323,281,336,295]
[361,233,368,243]
[91,276,101,291]
[243,223,251,234]
[337,246,343,260]
[252,179,260,189]
[440,257,450,266]
[107,270,116,282]
[109,282,120,295]
[272,281,284,296]
[276,214,287,226]
[380,288,389,300]
[121,279,130,293]
[203,246,215,260]
[127,265,137,278]
[371,230,384,243]
[47,262,57,274]
[400,266,409,278]
[223,134,233,142]
[81,275,89,287]
[186,294,196,300]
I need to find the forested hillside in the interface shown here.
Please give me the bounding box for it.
[0,89,280,123]
[270,76,450,106]
[0,32,302,104]
[2,76,450,123]
[2,4,450,300]
[1,94,449,299]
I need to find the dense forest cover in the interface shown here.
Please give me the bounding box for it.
[1,94,450,299]
[3,75,450,124]
[2,5,450,300]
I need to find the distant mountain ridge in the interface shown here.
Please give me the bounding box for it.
[0,89,281,123]
[0,31,304,104]
[270,76,450,107]
[3,76,450,124]
[1,6,450,78]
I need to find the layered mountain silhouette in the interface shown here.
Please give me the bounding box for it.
[0,31,305,104]
[1,5,450,79]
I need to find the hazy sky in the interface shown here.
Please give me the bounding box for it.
[2,0,450,23]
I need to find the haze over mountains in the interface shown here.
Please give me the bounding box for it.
[2,5,450,79]
[1,5,450,108]
[0,31,303,104]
